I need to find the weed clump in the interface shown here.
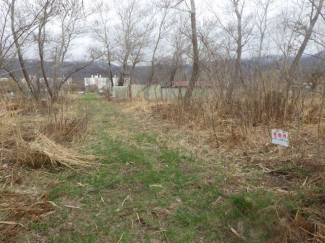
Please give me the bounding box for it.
[0,96,94,170]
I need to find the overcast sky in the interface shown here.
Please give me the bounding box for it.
[22,0,323,62]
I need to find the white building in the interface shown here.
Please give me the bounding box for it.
[84,75,109,90]
[84,75,130,91]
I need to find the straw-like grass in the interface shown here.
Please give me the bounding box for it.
[17,133,94,169]
[0,95,95,170]
[0,190,54,242]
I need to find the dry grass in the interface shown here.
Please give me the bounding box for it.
[121,78,325,242]
[0,95,95,170]
[0,190,54,243]
[17,134,94,169]
[0,94,96,240]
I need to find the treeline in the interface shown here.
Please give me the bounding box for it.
[1,0,325,103]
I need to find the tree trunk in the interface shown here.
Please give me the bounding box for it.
[38,16,54,100]
[108,59,114,87]
[118,59,127,86]
[170,67,177,85]
[184,0,199,106]
[148,46,158,84]
[289,0,324,76]
[235,14,242,86]
[148,8,168,84]
[226,0,244,101]
[10,0,38,100]
[128,63,137,99]
[36,76,41,98]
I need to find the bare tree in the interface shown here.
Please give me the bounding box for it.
[51,0,88,100]
[184,0,199,105]
[10,0,41,99]
[147,1,171,84]
[128,9,155,82]
[35,0,97,101]
[233,0,244,89]
[289,0,324,76]
[169,26,187,85]
[228,0,254,98]
[210,0,254,100]
[1,0,44,94]
[6,0,98,101]
[1,0,39,69]
[92,1,115,88]
[272,8,301,67]
[166,0,200,105]
[114,0,148,86]
[36,0,57,99]
[254,0,275,64]
[0,0,11,69]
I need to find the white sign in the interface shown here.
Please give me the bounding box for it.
[271,130,289,147]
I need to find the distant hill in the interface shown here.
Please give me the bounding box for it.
[300,51,325,70]
[246,51,325,71]
[1,59,121,82]
[2,51,325,85]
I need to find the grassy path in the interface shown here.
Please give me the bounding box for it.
[28,98,281,243]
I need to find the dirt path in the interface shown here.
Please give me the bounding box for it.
[11,99,295,242]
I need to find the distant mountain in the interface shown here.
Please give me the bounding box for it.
[2,51,325,85]
[300,51,325,70]
[1,59,121,82]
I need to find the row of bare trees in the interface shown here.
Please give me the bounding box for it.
[89,0,325,104]
[1,0,325,104]
[0,0,98,101]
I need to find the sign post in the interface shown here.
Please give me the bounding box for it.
[271,130,289,157]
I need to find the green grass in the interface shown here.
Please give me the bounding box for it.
[22,100,288,243]
[79,93,99,101]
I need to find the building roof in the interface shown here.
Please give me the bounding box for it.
[172,81,213,87]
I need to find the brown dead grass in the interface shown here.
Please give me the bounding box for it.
[120,89,325,242]
[0,95,95,241]
[17,134,94,169]
[0,190,54,242]
[0,96,95,170]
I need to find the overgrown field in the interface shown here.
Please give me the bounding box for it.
[0,95,95,241]
[1,93,324,242]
